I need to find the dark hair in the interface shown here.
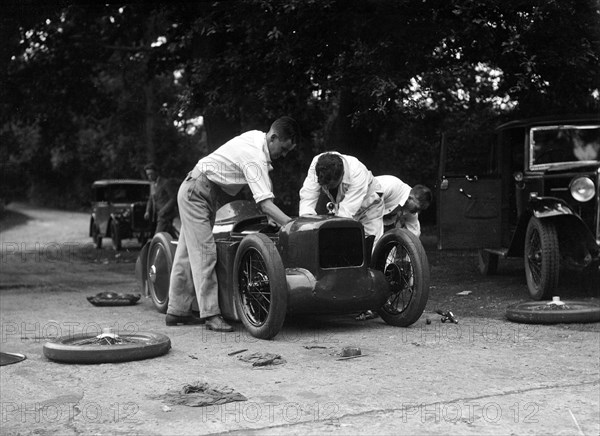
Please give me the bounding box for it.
[144,163,158,172]
[315,153,344,186]
[271,116,300,145]
[412,184,433,209]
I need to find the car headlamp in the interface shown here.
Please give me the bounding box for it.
[570,177,595,202]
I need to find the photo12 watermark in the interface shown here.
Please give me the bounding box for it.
[400,401,541,424]
[1,321,140,343]
[1,401,139,424]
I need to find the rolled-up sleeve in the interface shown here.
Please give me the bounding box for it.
[243,159,274,203]
[299,157,320,215]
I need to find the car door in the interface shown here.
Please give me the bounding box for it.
[437,132,502,250]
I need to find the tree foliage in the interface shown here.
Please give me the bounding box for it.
[1,0,598,216]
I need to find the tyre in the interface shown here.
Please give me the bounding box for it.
[371,229,430,327]
[233,233,288,339]
[111,220,122,251]
[147,232,177,313]
[91,221,102,249]
[477,249,498,275]
[524,218,559,300]
[506,300,600,324]
[43,331,171,364]
[371,229,429,327]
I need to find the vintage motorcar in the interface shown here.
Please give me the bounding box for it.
[437,114,600,300]
[90,179,154,250]
[136,200,430,339]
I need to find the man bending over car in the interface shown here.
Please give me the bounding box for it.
[166,116,301,331]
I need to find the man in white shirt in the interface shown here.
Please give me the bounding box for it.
[376,175,432,237]
[299,152,384,243]
[166,116,300,330]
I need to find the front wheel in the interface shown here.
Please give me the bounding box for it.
[524,218,559,300]
[371,229,430,327]
[233,234,288,340]
[147,232,177,313]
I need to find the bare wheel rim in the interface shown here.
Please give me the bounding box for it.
[148,244,170,305]
[381,244,414,315]
[238,248,272,327]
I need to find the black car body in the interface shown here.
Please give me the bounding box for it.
[139,200,430,339]
[437,114,600,299]
[89,179,154,250]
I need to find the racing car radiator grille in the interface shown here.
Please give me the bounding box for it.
[319,227,364,268]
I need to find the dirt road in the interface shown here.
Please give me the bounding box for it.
[1,202,598,435]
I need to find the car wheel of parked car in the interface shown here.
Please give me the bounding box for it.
[524,218,559,300]
[147,232,176,313]
[91,221,102,249]
[506,300,600,324]
[43,331,171,363]
[111,220,122,251]
[233,233,288,340]
[371,229,430,327]
[477,249,498,275]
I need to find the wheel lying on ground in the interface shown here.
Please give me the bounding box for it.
[233,233,288,340]
[506,300,600,324]
[371,229,430,327]
[524,217,559,300]
[111,220,122,251]
[43,331,171,364]
[477,249,498,275]
[147,232,177,313]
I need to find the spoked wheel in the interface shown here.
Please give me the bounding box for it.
[233,234,288,340]
[111,220,122,251]
[43,330,171,364]
[506,299,600,324]
[524,218,559,300]
[371,229,430,327]
[477,249,498,275]
[147,232,177,313]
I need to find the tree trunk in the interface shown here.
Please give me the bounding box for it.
[144,82,155,163]
[328,88,380,168]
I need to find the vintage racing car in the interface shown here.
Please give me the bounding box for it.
[136,200,430,339]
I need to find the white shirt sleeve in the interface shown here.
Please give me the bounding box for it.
[403,212,421,237]
[337,160,370,218]
[299,156,320,215]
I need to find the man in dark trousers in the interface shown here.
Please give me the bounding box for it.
[144,163,179,235]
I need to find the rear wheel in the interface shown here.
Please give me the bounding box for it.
[147,232,176,313]
[524,218,559,300]
[111,220,122,251]
[233,234,288,339]
[371,229,430,327]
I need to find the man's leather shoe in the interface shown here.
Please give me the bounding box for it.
[165,314,205,326]
[205,315,233,332]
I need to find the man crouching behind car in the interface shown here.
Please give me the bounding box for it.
[165,116,301,331]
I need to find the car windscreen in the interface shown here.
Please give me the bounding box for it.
[530,125,600,170]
